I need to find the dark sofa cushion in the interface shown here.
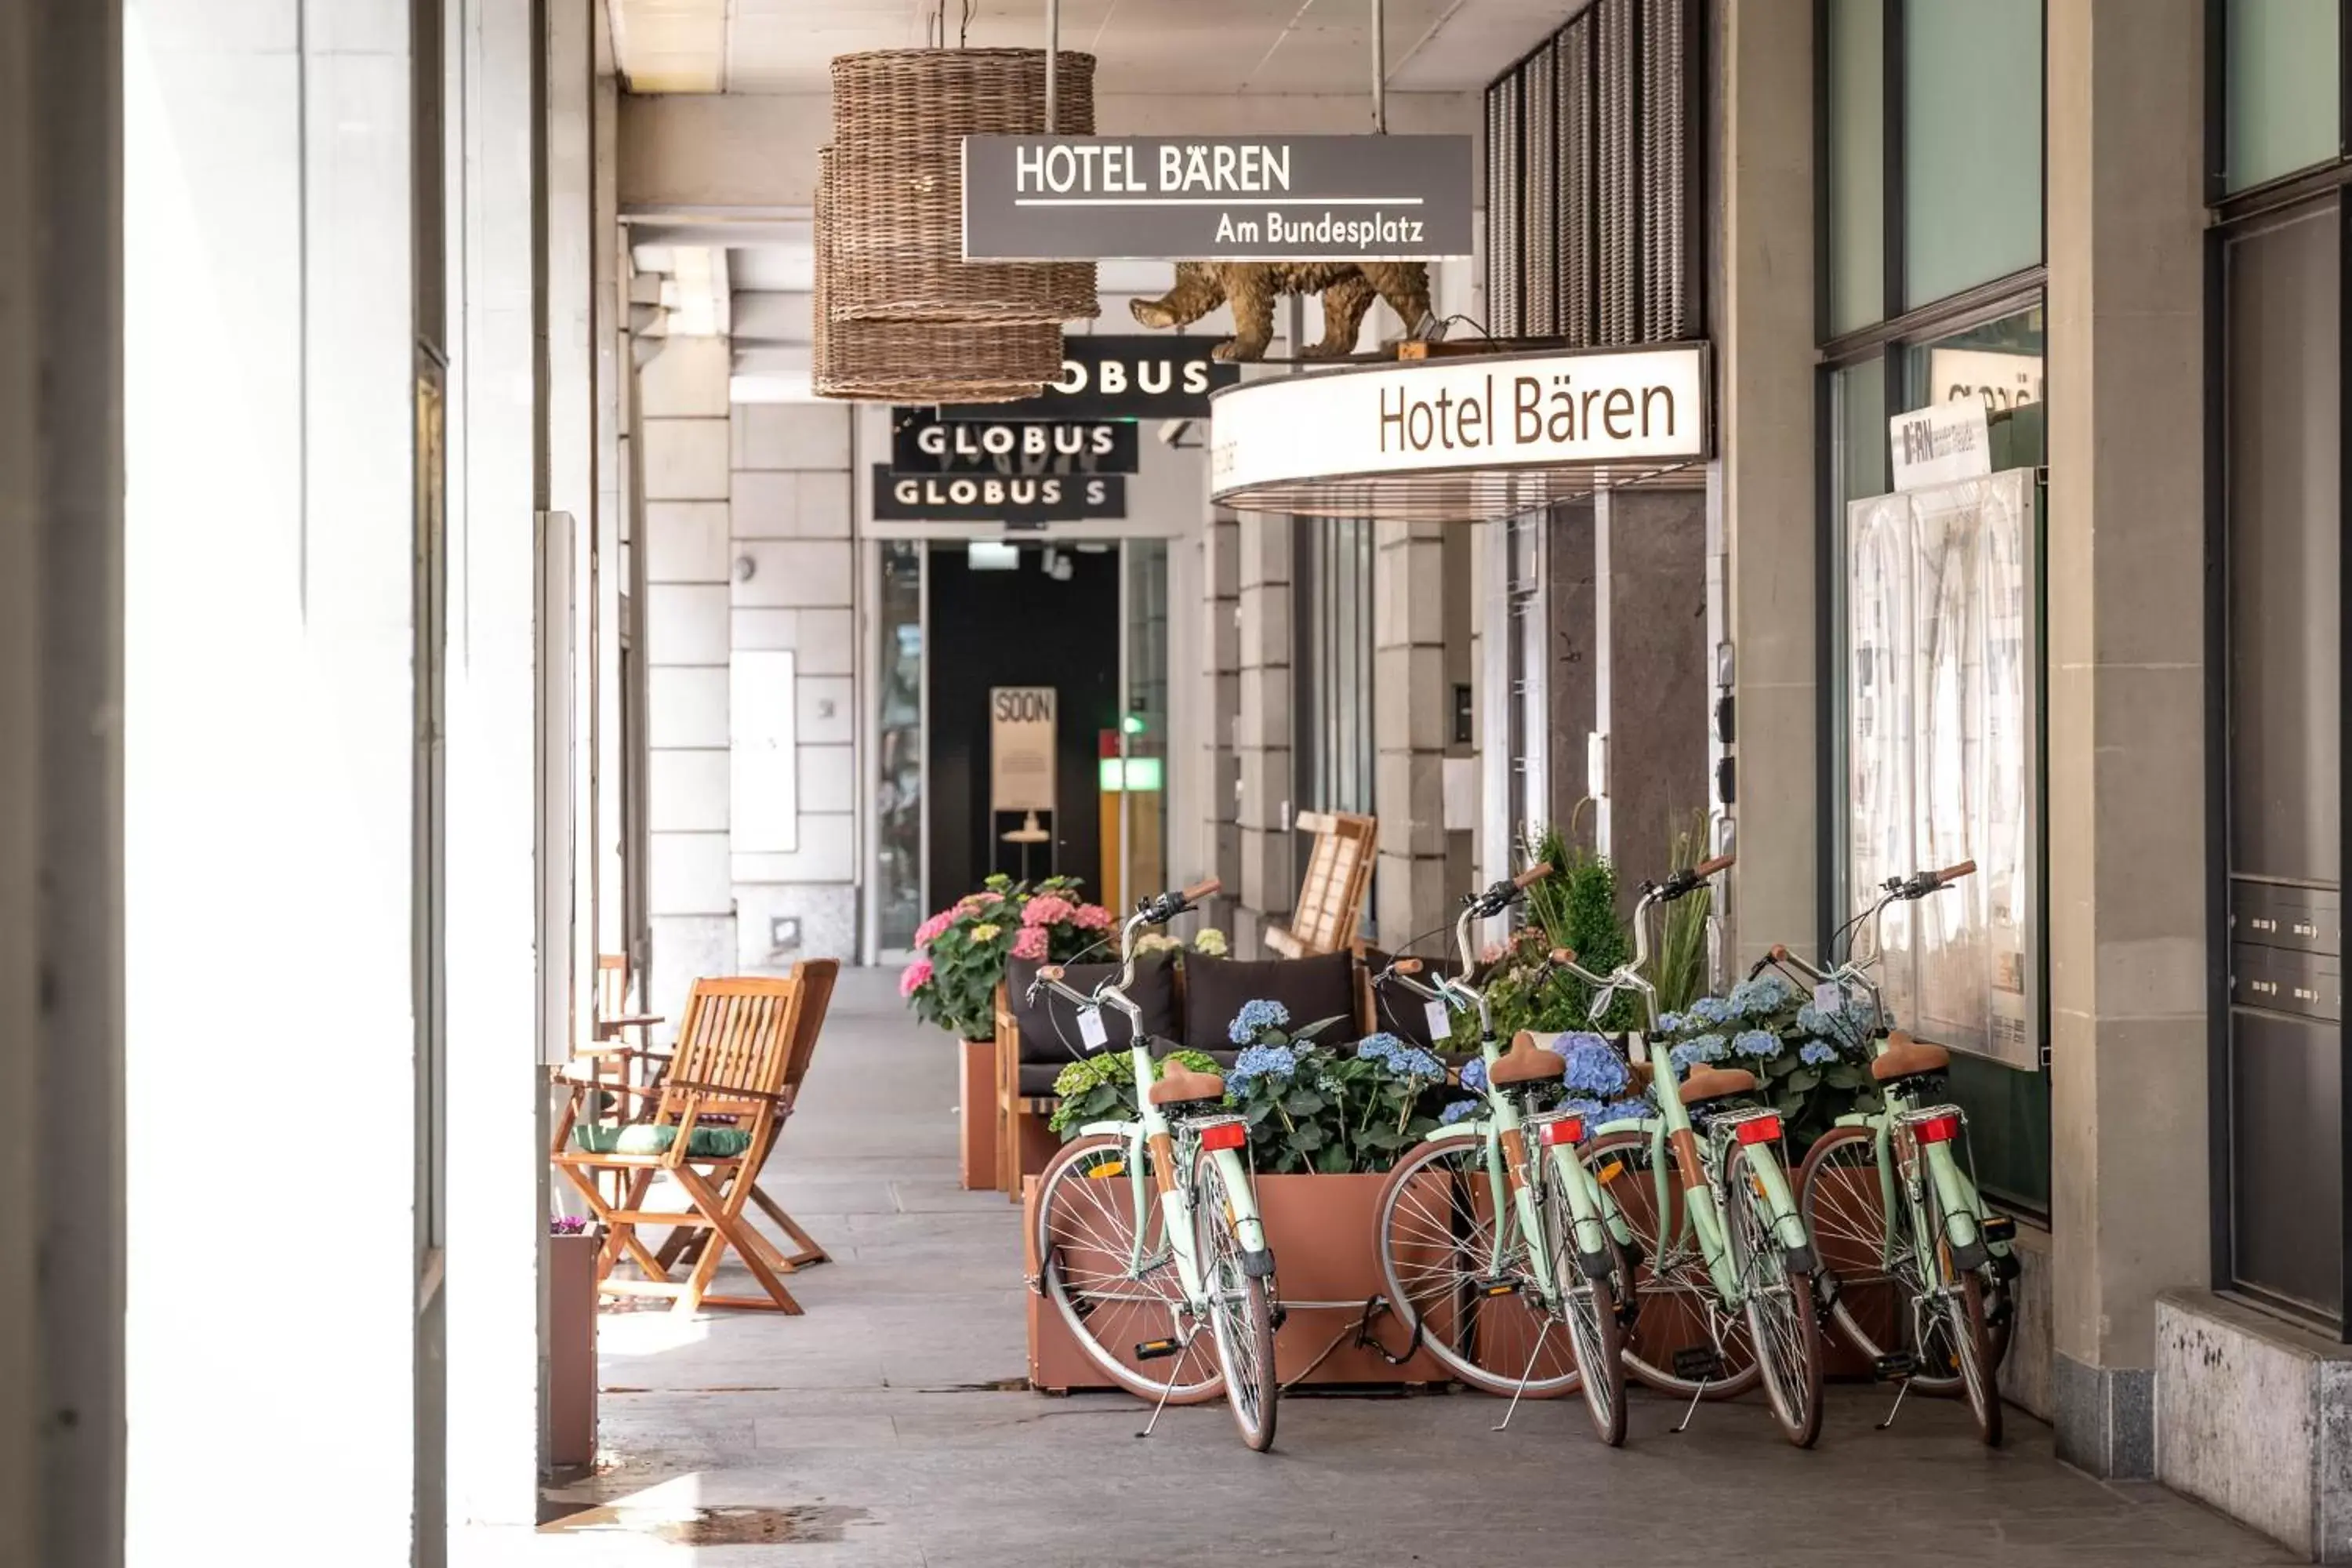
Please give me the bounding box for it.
[1007,952,1180,1094]
[1181,948,1358,1057]
[1359,946,1472,1058]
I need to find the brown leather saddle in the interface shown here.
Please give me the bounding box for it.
[1491,1029,1570,1087]
[1147,1060,1229,1105]
[1869,1029,1951,1083]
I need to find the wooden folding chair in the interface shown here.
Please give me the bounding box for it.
[550,955,669,1203]
[553,963,835,1316]
[1265,810,1377,956]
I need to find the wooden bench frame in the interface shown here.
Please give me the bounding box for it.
[1263,810,1377,958]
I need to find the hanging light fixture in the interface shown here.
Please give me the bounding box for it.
[826,47,1098,326]
[812,148,1062,404]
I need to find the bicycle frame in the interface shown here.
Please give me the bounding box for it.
[1038,908,1268,1319]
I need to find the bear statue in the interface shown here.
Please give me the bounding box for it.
[1128,260,1432,362]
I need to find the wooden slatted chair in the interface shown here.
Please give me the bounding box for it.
[554,962,837,1316]
[550,955,668,1203]
[1264,810,1377,957]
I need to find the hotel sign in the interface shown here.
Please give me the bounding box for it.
[1207,344,1711,499]
[960,135,1474,261]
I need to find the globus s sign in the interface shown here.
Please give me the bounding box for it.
[869,464,1127,523]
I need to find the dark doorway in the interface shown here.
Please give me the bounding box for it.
[926,543,1121,906]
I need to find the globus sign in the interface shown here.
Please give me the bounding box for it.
[941,336,1238,421]
[869,464,1127,524]
[891,408,1141,476]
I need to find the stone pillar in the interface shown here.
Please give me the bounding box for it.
[593,21,625,966]
[1201,512,1242,923]
[1232,510,1294,955]
[637,336,737,1028]
[0,2,123,1562]
[2044,0,2209,1480]
[1594,488,1711,892]
[1718,0,1818,972]
[727,404,857,969]
[1374,519,1454,946]
[1545,503,1599,845]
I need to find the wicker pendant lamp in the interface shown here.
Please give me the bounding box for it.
[813,149,1062,404]
[826,47,1098,325]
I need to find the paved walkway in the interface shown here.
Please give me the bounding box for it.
[534,969,2289,1567]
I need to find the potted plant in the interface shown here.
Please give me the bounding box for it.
[548,1214,600,1468]
[901,874,1115,1189]
[1651,969,1886,1148]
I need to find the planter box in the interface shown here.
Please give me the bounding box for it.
[958,1038,997,1190]
[549,1232,601,1468]
[1025,1169,1450,1393]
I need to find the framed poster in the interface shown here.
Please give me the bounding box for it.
[1845,466,2040,1070]
[990,686,1057,813]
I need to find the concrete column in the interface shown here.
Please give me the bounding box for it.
[1232,510,1294,953]
[728,403,858,969]
[1718,0,1817,971]
[1374,519,1454,946]
[1594,488,1711,891]
[124,0,424,1550]
[0,2,123,1563]
[2044,0,2209,1480]
[1201,513,1243,922]
[593,20,624,965]
[637,337,736,1028]
[1545,503,1599,842]
[445,0,547,1539]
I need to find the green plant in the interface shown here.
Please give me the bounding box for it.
[1046,1047,1226,1134]
[1225,1029,1457,1174]
[1653,811,1715,1014]
[1653,971,1886,1146]
[899,874,1115,1039]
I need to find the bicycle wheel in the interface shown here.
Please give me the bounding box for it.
[1577,1131,1760,1399]
[1374,1137,1582,1398]
[1192,1148,1279,1451]
[1541,1165,1628,1446]
[1034,1134,1223,1404]
[1723,1142,1823,1447]
[1928,1187,2003,1447]
[1798,1126,1986,1396]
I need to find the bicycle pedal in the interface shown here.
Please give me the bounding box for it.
[1471,1276,1523,1298]
[1619,1238,1648,1274]
[1240,1247,1277,1280]
[1269,1306,1289,1332]
[1871,1352,1917,1381]
[1134,1338,1182,1362]
[1980,1214,2017,1245]
[1812,1272,1843,1322]
[1671,1346,1725,1383]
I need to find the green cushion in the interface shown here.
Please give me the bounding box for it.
[571,1123,754,1157]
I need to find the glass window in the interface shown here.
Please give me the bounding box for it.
[1899,304,2047,473]
[1828,0,1886,334]
[1903,0,2044,307]
[1117,541,1171,913]
[2226,0,2342,193]
[874,542,924,950]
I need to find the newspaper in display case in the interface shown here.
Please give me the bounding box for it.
[1842,466,2040,1071]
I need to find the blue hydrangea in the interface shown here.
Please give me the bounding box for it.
[1458,1056,1490,1094]
[1226,1044,1299,1093]
[1438,1098,1483,1125]
[1356,1032,1406,1062]
[1731,1029,1782,1061]
[1688,996,1733,1026]
[1798,1039,1838,1066]
[1669,1033,1727,1072]
[1561,1034,1631,1097]
[1657,1012,1686,1035]
[1228,998,1291,1045]
[1595,1096,1653,1125]
[1560,1097,1606,1122]
[1728,974,1795,1017]
[1795,1004,1832,1036]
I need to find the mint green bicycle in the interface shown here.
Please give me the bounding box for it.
[1370,863,1641,1446]
[1761,859,2020,1446]
[1028,878,1283,1450]
[1563,856,1831,1447]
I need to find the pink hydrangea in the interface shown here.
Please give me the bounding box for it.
[1011,924,1049,961]
[1022,893,1076,929]
[913,909,955,947]
[959,890,1004,909]
[1073,903,1113,931]
[897,957,934,997]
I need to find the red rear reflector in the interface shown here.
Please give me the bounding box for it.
[1911,1113,1962,1145]
[1538,1116,1584,1147]
[1199,1121,1247,1152]
[1734,1115,1783,1146]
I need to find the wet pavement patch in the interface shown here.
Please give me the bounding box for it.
[539,1501,873,1544]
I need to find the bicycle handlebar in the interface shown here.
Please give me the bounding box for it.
[1513,861,1555,890]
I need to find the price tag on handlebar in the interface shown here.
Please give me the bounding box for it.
[1076,1006,1109,1050]
[1813,983,1844,1017]
[1424,999,1451,1040]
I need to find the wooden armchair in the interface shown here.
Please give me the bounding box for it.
[1263,810,1377,957]
[554,962,838,1316]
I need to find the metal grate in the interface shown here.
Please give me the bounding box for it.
[1484,0,1697,348]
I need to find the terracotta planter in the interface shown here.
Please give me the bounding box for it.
[958,1037,997,1190]
[549,1232,601,1467]
[1025,1169,1450,1392]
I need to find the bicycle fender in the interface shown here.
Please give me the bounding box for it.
[1417,1122,1489,1146]
[1077,1120,1142,1139]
